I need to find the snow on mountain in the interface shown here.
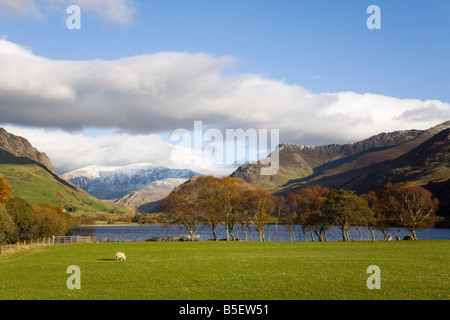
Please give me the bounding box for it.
[62,163,201,200]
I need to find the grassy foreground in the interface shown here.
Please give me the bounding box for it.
[0,241,448,300]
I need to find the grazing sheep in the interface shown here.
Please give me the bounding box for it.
[115,252,126,260]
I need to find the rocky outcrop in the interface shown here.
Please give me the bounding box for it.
[0,128,55,173]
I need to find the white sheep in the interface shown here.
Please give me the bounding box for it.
[115,252,126,260]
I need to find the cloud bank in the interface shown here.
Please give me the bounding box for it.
[0,38,449,174]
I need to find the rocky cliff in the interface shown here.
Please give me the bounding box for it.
[0,128,55,173]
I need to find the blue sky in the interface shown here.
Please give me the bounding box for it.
[0,0,449,174]
[2,0,449,101]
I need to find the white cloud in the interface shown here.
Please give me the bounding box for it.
[0,0,136,25]
[0,0,42,19]
[1,125,236,176]
[0,38,449,174]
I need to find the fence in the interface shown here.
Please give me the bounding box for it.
[0,235,94,256]
[53,235,92,245]
[0,237,53,256]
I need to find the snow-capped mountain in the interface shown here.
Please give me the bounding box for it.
[62,163,201,200]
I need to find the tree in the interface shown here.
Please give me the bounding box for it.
[196,176,223,241]
[287,186,329,242]
[326,189,372,241]
[361,191,393,241]
[271,196,287,242]
[0,204,17,244]
[162,181,202,241]
[217,177,249,241]
[32,203,69,238]
[352,195,375,241]
[285,193,303,241]
[298,186,330,242]
[384,182,438,240]
[234,195,253,241]
[0,174,11,203]
[5,196,34,240]
[241,188,275,241]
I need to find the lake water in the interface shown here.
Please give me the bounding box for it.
[73,224,450,242]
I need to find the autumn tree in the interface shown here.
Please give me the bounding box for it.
[383,182,438,240]
[0,174,11,203]
[271,196,288,242]
[234,194,253,241]
[361,190,393,241]
[162,181,202,241]
[298,186,330,242]
[217,177,249,241]
[241,188,275,241]
[195,176,223,241]
[284,193,302,241]
[32,203,70,238]
[0,204,17,244]
[5,196,34,240]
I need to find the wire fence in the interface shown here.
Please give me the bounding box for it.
[0,237,53,256]
[0,235,98,256]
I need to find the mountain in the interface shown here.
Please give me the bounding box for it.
[231,121,450,195]
[0,128,127,215]
[231,128,424,190]
[112,177,189,212]
[63,163,202,201]
[0,128,56,173]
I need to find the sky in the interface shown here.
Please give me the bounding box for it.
[0,0,449,176]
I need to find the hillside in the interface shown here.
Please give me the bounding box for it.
[277,122,450,194]
[231,128,425,190]
[230,121,450,222]
[112,178,189,213]
[0,129,128,216]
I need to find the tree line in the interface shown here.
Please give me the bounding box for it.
[0,172,440,243]
[162,176,439,241]
[0,174,77,244]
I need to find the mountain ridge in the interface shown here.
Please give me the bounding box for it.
[231,127,426,190]
[231,121,450,194]
[0,128,56,174]
[63,163,202,200]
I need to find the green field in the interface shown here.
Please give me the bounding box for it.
[0,241,448,300]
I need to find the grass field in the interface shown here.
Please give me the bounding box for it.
[0,241,448,300]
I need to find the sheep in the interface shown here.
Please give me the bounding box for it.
[115,252,126,261]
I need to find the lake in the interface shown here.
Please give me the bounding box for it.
[73,224,450,242]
